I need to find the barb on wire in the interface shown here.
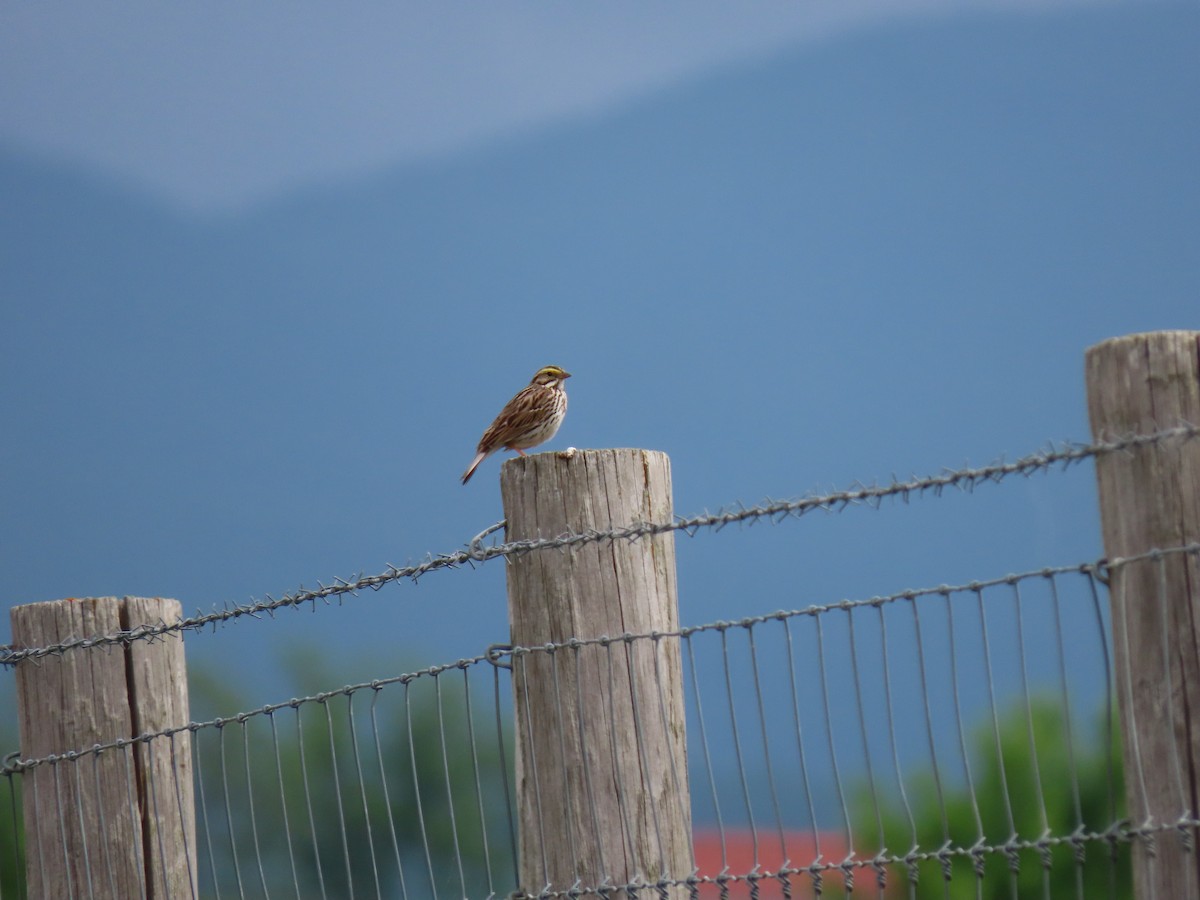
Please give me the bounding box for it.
[2,423,1195,667]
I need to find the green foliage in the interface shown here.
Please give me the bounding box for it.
[189,648,513,898]
[838,696,1131,899]
[0,697,23,897]
[0,774,23,896]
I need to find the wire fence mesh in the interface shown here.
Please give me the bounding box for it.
[1,426,1197,899]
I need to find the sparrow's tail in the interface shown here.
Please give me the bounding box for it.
[461,451,487,485]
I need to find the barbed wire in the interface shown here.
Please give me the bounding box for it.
[509,817,1197,899]
[2,423,1195,667]
[4,539,1196,778]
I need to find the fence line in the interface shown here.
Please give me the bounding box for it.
[2,423,1196,668]
[4,398,1198,897]
[484,818,1196,900]
[3,540,1198,781]
[3,542,1188,897]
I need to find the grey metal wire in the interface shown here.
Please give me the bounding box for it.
[237,722,270,899]
[151,738,182,900]
[490,662,519,890]
[489,817,1177,898]
[293,704,328,900]
[745,627,787,866]
[345,693,383,900]
[168,732,198,900]
[878,602,912,868]
[1083,570,1122,900]
[265,711,302,900]
[8,539,1199,897]
[121,745,147,900]
[0,609,1171,897]
[624,634,667,884]
[217,725,246,898]
[844,606,887,898]
[404,681,439,900]
[1109,561,1151,831]
[434,672,468,900]
[459,667,496,899]
[651,633,694,887]
[719,627,758,871]
[368,687,409,900]
[813,611,853,878]
[1051,578,1089,830]
[6,426,1196,668]
[685,633,726,875]
[779,617,821,897]
[321,699,355,898]
[6,542,1197,783]
[1153,556,1190,824]
[974,586,1020,888]
[1045,576,1085,891]
[943,590,984,853]
[1011,582,1050,838]
[193,729,221,899]
[2,430,1196,896]
[1011,581,1052,900]
[50,763,73,899]
[907,594,951,876]
[88,751,116,900]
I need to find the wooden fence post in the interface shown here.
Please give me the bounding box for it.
[500,448,693,898]
[1086,331,1200,899]
[10,596,196,899]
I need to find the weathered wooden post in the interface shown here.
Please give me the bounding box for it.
[500,448,693,898]
[10,596,196,899]
[1086,331,1200,899]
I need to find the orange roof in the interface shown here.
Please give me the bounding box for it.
[691,829,870,899]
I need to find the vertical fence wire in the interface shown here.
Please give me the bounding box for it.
[460,668,495,899]
[265,712,302,900]
[780,616,822,898]
[369,687,409,900]
[654,633,696,890]
[844,607,886,898]
[626,635,667,890]
[345,693,382,900]
[492,661,519,892]
[404,681,439,900]
[217,725,246,898]
[294,703,328,900]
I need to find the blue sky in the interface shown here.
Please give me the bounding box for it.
[1,1,1197,815]
[2,0,1121,213]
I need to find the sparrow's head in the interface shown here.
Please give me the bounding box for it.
[532,365,571,387]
